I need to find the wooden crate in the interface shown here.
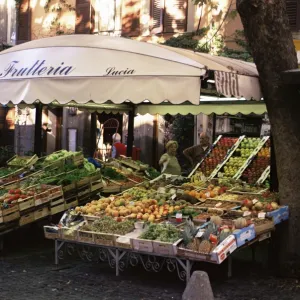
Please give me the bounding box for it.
[7,155,38,168]
[0,206,20,223]
[130,238,154,253]
[152,239,182,256]
[51,195,64,207]
[62,182,76,194]
[115,235,132,249]
[48,185,64,201]
[51,203,65,215]
[64,195,78,210]
[18,196,35,211]
[94,232,116,246]
[89,172,102,183]
[77,177,90,188]
[77,184,90,198]
[34,206,50,220]
[78,194,91,205]
[34,190,49,206]
[78,230,95,244]
[19,212,35,226]
[0,205,19,217]
[60,227,78,241]
[90,180,103,192]
[44,225,59,239]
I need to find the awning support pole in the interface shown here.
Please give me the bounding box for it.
[34,103,42,156]
[126,106,135,158]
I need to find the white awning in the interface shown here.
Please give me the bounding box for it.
[0,35,206,105]
[157,45,262,100]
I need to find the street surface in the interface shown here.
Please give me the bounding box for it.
[1,223,300,300]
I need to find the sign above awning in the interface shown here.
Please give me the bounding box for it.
[0,35,206,105]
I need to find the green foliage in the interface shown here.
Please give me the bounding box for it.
[163,31,209,52]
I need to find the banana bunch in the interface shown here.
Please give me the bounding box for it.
[190,173,207,187]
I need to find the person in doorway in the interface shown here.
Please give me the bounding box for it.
[111,133,126,158]
[183,132,211,167]
[159,140,181,175]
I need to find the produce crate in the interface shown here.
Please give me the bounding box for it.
[7,155,38,168]
[77,184,90,198]
[102,183,121,194]
[51,195,64,207]
[196,199,241,210]
[19,212,35,226]
[227,187,268,196]
[62,182,76,194]
[115,235,132,249]
[64,195,78,210]
[60,227,78,241]
[152,239,182,255]
[51,202,65,215]
[118,157,148,171]
[89,171,102,183]
[94,232,116,246]
[71,152,84,166]
[3,179,20,189]
[48,185,64,201]
[233,224,256,247]
[78,229,95,244]
[18,196,35,211]
[44,225,59,239]
[130,238,153,253]
[0,205,20,223]
[253,219,274,235]
[0,166,24,180]
[78,194,91,205]
[34,206,50,220]
[90,180,103,192]
[77,177,90,188]
[30,187,49,206]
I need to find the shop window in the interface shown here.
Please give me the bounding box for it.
[92,0,122,35]
[286,0,300,31]
[151,0,188,34]
[0,0,16,45]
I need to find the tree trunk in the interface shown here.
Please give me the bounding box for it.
[236,0,300,275]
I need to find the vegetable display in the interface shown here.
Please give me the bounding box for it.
[81,216,134,235]
[140,223,180,243]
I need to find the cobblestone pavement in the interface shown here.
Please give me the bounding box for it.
[1,224,300,300]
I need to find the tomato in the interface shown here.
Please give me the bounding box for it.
[14,194,20,200]
[9,189,15,194]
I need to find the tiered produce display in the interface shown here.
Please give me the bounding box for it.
[45,174,288,275]
[198,136,238,177]
[190,136,271,185]
[0,152,153,239]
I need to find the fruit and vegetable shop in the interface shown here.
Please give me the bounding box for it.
[0,35,287,283]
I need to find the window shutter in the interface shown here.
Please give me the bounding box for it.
[151,0,164,34]
[98,0,116,33]
[17,0,31,44]
[75,0,94,34]
[121,0,140,37]
[163,0,187,33]
[286,0,300,31]
[0,2,7,44]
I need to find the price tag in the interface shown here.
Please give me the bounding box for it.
[171,194,176,200]
[258,212,266,219]
[196,231,204,238]
[129,201,134,206]
[205,192,211,198]
[252,199,259,204]
[110,196,115,201]
[243,211,251,217]
[215,202,222,208]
